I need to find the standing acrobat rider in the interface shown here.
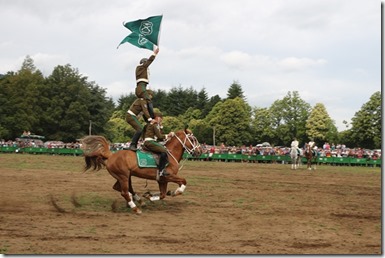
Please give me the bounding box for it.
[142,111,174,178]
[126,90,154,151]
[135,47,159,120]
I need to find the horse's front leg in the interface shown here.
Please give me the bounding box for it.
[158,176,187,198]
[170,177,187,196]
[312,158,317,170]
[173,183,187,196]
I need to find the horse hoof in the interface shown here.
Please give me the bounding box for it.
[173,191,183,197]
[132,207,142,214]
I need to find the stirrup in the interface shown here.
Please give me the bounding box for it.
[159,169,170,177]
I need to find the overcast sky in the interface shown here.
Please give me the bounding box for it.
[0,0,381,131]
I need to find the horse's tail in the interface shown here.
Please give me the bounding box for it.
[80,135,112,172]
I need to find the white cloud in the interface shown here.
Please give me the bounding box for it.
[0,0,380,132]
[220,51,253,70]
[277,57,327,71]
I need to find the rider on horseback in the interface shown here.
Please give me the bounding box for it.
[308,138,317,156]
[142,111,174,177]
[291,137,300,155]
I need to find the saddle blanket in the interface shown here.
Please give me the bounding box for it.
[136,150,159,168]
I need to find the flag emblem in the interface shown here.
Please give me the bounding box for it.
[138,34,149,46]
[117,15,163,50]
[140,21,153,36]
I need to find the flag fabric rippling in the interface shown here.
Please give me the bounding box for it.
[117,15,162,50]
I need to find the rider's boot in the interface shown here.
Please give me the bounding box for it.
[147,101,155,120]
[158,152,169,177]
[129,131,142,151]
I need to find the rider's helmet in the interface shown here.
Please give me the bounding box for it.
[140,58,148,64]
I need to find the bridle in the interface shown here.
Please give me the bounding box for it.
[165,131,201,170]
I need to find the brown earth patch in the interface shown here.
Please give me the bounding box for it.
[0,154,381,254]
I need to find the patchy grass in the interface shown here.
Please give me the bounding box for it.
[0,153,381,254]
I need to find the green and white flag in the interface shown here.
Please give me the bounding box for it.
[117,32,155,50]
[117,15,162,50]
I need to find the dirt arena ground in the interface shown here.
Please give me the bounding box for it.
[0,154,381,254]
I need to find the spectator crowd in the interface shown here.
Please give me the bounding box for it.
[0,137,381,161]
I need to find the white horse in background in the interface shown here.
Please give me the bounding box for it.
[297,148,303,167]
[290,147,300,170]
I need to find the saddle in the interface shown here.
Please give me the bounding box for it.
[136,148,160,168]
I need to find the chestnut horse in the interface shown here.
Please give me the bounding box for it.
[81,128,202,214]
[304,143,317,170]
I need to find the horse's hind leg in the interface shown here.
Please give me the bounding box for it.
[128,176,146,207]
[119,178,142,214]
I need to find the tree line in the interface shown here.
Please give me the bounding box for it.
[0,56,381,149]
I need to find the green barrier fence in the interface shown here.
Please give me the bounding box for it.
[1,148,381,167]
[0,146,19,153]
[0,147,84,156]
[183,152,381,167]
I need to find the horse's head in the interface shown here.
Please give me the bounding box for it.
[173,129,202,157]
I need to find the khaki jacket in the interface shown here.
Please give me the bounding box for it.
[128,98,152,121]
[136,54,156,84]
[143,123,166,141]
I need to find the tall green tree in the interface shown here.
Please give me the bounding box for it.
[162,116,185,133]
[306,103,338,145]
[196,88,210,118]
[188,118,213,144]
[269,91,311,146]
[206,97,252,146]
[163,86,198,116]
[205,94,222,115]
[0,57,46,139]
[42,64,114,141]
[105,110,132,143]
[251,107,275,145]
[152,88,168,113]
[227,80,245,101]
[349,91,381,149]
